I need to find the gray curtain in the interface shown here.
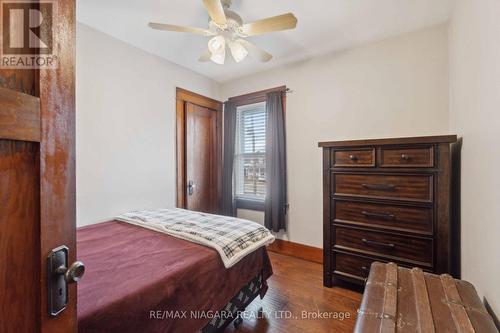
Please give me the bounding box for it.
[221,101,237,216]
[264,91,288,232]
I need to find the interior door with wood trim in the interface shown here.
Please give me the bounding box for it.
[176,88,222,214]
[0,1,79,332]
[185,102,219,213]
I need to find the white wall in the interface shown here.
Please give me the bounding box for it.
[76,23,219,226]
[449,0,500,315]
[221,24,450,248]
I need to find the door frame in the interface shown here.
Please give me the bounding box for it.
[175,87,223,210]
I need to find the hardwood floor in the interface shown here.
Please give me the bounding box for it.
[224,252,362,333]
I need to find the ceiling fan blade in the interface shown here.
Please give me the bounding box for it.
[240,13,297,36]
[236,39,272,62]
[202,0,227,25]
[148,22,213,36]
[199,49,212,62]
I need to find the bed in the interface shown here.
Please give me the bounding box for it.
[77,209,274,333]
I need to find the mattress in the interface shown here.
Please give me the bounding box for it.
[77,220,273,333]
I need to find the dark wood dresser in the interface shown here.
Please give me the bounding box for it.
[318,135,458,287]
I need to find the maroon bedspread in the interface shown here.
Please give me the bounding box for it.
[77,221,273,333]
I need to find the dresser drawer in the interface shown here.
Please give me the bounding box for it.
[333,251,374,282]
[334,226,433,266]
[379,147,434,168]
[333,173,433,202]
[333,200,433,235]
[332,148,375,167]
[333,251,428,283]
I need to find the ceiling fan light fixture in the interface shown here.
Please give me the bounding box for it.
[210,51,225,65]
[149,0,298,66]
[208,36,226,64]
[208,35,225,53]
[229,40,248,63]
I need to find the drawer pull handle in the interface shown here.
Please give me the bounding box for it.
[361,238,395,249]
[401,154,410,160]
[361,266,370,279]
[361,211,395,220]
[361,183,396,191]
[349,155,358,161]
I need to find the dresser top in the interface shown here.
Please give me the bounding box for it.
[318,135,457,148]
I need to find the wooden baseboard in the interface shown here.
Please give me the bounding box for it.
[267,239,323,264]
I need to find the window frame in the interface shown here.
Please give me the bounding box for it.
[228,86,286,212]
[234,101,267,205]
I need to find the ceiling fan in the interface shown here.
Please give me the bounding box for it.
[148,0,297,65]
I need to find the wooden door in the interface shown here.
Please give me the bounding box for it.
[176,88,222,214]
[0,1,77,332]
[185,102,218,213]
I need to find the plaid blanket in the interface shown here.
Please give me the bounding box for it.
[115,208,275,268]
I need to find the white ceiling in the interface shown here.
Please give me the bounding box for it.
[77,0,454,83]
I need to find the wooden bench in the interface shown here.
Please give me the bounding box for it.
[354,262,499,333]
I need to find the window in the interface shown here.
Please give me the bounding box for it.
[234,102,267,204]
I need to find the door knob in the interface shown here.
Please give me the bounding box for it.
[188,180,196,196]
[47,246,85,316]
[55,260,85,284]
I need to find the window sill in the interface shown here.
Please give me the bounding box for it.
[235,198,265,211]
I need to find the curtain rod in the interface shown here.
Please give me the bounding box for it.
[227,86,290,104]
